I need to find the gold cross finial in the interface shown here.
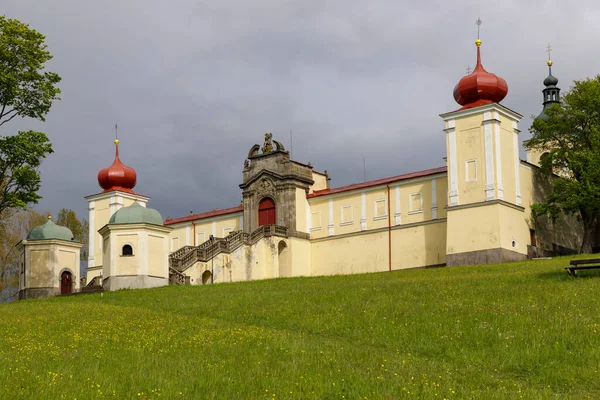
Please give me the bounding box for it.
[546,43,553,66]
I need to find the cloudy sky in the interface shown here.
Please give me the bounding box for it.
[3,0,599,221]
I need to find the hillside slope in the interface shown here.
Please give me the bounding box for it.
[2,256,600,399]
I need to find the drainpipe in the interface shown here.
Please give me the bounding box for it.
[387,184,392,272]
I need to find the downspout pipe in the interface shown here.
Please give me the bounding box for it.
[387,184,392,272]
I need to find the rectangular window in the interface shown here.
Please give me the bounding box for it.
[466,159,477,182]
[310,211,322,231]
[374,199,387,220]
[196,231,206,245]
[341,205,353,226]
[222,227,233,237]
[409,192,423,214]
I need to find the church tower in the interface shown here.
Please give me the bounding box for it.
[84,140,149,284]
[526,52,561,166]
[440,33,528,265]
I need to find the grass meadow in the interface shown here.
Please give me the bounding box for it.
[2,255,600,399]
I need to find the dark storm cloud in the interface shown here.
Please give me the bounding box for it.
[3,0,599,221]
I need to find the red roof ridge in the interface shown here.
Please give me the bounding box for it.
[308,166,447,198]
[165,205,243,226]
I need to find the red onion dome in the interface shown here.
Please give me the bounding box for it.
[97,140,137,193]
[453,39,508,110]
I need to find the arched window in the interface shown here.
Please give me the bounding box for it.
[122,244,133,256]
[258,198,276,226]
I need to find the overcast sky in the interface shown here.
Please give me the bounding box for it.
[3,0,599,221]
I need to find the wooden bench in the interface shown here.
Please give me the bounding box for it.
[565,259,600,276]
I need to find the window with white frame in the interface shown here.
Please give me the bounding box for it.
[409,192,423,214]
[310,211,322,231]
[466,159,477,182]
[374,199,387,220]
[340,205,353,226]
[222,227,233,236]
[196,231,206,245]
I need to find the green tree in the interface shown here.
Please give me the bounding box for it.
[526,75,600,253]
[0,209,47,301]
[0,16,61,126]
[56,208,88,260]
[0,16,59,216]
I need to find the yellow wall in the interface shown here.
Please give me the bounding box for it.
[58,249,77,273]
[454,113,486,205]
[148,234,164,276]
[391,221,447,269]
[289,237,311,276]
[94,197,110,266]
[308,175,446,242]
[311,231,389,276]
[168,212,243,252]
[29,249,49,287]
[116,234,138,275]
[446,203,527,256]
[310,172,328,193]
[295,188,308,233]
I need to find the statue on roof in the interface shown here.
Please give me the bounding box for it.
[262,132,273,153]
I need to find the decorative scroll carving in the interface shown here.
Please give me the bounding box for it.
[257,177,276,199]
[248,144,260,158]
[273,140,285,152]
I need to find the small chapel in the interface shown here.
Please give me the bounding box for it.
[17,37,590,299]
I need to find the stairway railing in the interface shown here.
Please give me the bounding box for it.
[169,225,289,273]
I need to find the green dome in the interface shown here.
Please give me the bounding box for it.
[27,218,76,241]
[109,202,164,226]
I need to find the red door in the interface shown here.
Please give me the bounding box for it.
[258,198,276,226]
[60,271,73,295]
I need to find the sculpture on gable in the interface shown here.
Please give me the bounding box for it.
[262,132,273,153]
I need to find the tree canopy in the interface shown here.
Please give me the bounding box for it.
[526,75,600,253]
[0,16,61,126]
[56,208,88,260]
[0,15,58,216]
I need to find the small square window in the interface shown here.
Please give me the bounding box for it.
[374,199,387,220]
[341,205,353,226]
[310,211,322,231]
[409,193,423,214]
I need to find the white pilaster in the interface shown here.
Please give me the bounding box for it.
[447,120,459,206]
[513,121,522,205]
[483,112,495,201]
[431,179,438,219]
[185,226,191,246]
[139,231,148,276]
[305,200,311,233]
[360,192,367,231]
[212,221,216,238]
[395,186,401,225]
[328,199,334,236]
[109,233,116,279]
[493,116,504,200]
[88,200,95,266]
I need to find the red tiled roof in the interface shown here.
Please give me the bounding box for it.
[307,166,447,198]
[164,205,243,226]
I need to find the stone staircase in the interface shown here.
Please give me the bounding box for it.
[168,225,289,283]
